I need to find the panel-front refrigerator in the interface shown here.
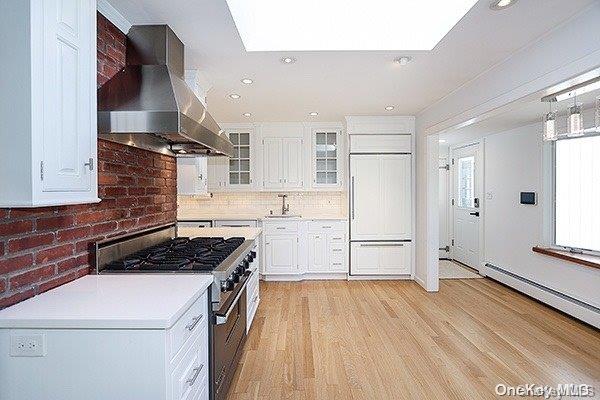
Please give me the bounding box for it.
[349,153,412,276]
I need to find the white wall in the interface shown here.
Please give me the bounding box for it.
[483,124,600,312]
[414,3,600,292]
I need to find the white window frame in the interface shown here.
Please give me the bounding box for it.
[552,135,600,256]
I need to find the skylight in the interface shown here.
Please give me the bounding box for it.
[225,0,478,51]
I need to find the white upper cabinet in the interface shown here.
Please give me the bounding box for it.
[262,136,304,190]
[0,0,98,207]
[177,157,208,195]
[263,137,283,189]
[207,157,228,191]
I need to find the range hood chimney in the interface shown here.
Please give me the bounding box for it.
[97,25,233,157]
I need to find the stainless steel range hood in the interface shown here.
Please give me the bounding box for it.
[97,25,233,157]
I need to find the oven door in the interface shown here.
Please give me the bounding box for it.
[211,280,247,400]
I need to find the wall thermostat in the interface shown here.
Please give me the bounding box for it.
[520,192,536,205]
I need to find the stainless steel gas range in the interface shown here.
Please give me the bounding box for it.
[94,223,256,400]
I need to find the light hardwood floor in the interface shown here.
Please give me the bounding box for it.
[228,279,600,400]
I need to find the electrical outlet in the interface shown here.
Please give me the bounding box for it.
[10,333,46,357]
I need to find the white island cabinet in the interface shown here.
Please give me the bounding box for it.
[0,275,213,400]
[0,0,99,207]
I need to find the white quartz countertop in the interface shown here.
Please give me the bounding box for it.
[177,213,347,221]
[0,275,213,330]
[177,227,262,240]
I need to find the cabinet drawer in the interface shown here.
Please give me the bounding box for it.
[168,291,208,360]
[214,219,258,227]
[350,242,411,275]
[307,220,346,233]
[328,233,345,243]
[171,329,208,400]
[264,221,299,234]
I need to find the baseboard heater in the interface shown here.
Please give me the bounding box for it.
[485,263,599,328]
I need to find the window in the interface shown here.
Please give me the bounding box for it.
[315,131,338,185]
[228,132,250,185]
[555,135,600,253]
[457,156,474,208]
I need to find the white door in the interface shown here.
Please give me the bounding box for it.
[264,235,297,273]
[451,143,482,270]
[282,138,303,188]
[350,155,381,240]
[381,154,411,239]
[439,157,449,258]
[42,0,95,192]
[263,138,282,189]
[308,234,328,272]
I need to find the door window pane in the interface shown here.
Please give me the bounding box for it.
[555,135,600,252]
[458,156,474,208]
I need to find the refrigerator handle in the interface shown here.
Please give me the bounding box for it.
[351,176,355,220]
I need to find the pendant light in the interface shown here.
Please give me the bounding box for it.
[567,96,584,137]
[542,102,557,141]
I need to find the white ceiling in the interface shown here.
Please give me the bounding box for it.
[108,0,595,123]
[439,88,600,146]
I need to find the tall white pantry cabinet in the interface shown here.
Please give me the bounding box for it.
[0,0,99,207]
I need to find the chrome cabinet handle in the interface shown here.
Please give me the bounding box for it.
[322,226,332,229]
[84,157,94,171]
[186,364,204,386]
[332,248,342,252]
[185,314,203,331]
[359,243,404,247]
[351,176,355,220]
[332,262,342,266]
[253,294,259,302]
[276,227,286,230]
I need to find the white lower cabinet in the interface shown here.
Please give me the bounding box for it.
[350,242,411,276]
[246,243,260,333]
[264,235,298,274]
[0,288,210,400]
[263,219,347,278]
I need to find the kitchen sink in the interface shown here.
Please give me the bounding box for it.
[264,214,302,219]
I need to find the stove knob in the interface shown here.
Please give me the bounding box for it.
[235,265,245,275]
[223,278,234,291]
[250,251,257,260]
[243,259,250,270]
[220,280,231,292]
[247,253,254,262]
[231,272,240,283]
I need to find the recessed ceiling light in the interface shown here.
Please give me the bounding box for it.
[308,112,318,116]
[490,0,517,10]
[394,56,412,66]
[226,0,478,51]
[385,106,394,111]
[242,112,252,117]
[281,57,297,64]
[229,93,241,99]
[241,78,253,84]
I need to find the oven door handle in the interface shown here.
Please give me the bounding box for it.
[215,272,251,325]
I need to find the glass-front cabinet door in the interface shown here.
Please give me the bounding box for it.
[228,130,252,188]
[313,130,341,188]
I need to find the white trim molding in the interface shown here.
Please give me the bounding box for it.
[97,0,131,34]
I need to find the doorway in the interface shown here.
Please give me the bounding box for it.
[450,142,482,271]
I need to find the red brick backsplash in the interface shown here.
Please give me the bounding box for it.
[0,13,177,308]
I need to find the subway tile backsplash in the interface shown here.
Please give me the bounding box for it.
[178,191,347,218]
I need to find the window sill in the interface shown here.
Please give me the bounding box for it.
[532,246,600,270]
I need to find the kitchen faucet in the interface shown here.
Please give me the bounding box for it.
[277,194,290,215]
